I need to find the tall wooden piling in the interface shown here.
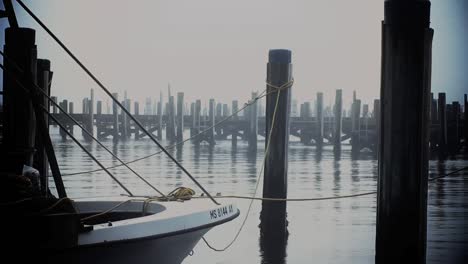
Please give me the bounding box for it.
[176,92,184,142]
[438,92,447,155]
[83,89,94,140]
[223,104,229,117]
[193,100,201,143]
[190,102,195,137]
[376,1,433,263]
[2,28,37,173]
[208,99,216,145]
[112,93,119,141]
[157,92,163,140]
[465,94,468,150]
[373,99,381,153]
[232,100,239,147]
[96,100,102,115]
[68,102,74,114]
[166,95,176,142]
[363,104,369,144]
[351,99,361,154]
[34,59,51,195]
[333,90,343,152]
[447,102,460,153]
[315,92,324,148]
[249,92,258,151]
[134,101,139,115]
[261,49,292,244]
[51,96,58,114]
[59,100,68,139]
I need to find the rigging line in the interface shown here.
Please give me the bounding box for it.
[0,50,166,197]
[61,89,270,177]
[0,62,133,196]
[44,106,133,196]
[202,79,292,252]
[15,0,218,205]
[429,165,468,181]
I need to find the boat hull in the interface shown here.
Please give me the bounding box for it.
[48,227,210,264]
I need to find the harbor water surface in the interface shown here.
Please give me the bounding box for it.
[50,128,468,264]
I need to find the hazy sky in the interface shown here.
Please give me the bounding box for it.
[1,0,467,112]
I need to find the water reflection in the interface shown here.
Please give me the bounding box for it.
[48,130,467,264]
[260,201,288,264]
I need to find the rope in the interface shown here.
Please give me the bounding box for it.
[202,79,292,252]
[15,0,218,205]
[0,50,165,197]
[60,90,270,177]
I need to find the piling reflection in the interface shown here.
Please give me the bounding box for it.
[259,200,288,264]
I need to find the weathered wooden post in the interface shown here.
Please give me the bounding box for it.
[438,92,447,156]
[315,92,324,148]
[96,100,102,115]
[51,96,58,114]
[376,1,433,263]
[465,94,468,150]
[223,103,229,117]
[333,89,343,152]
[232,100,239,147]
[351,99,361,155]
[157,94,163,140]
[193,99,201,144]
[208,99,216,146]
[176,92,184,142]
[83,89,94,140]
[448,102,460,153]
[373,99,381,153]
[34,59,51,195]
[261,49,292,253]
[68,101,74,114]
[112,93,119,141]
[166,95,176,142]
[248,92,258,151]
[190,102,195,137]
[362,104,369,146]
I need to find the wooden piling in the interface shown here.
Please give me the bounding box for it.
[51,96,58,114]
[166,95,176,142]
[333,89,343,152]
[96,100,102,115]
[2,28,37,173]
[190,102,195,137]
[223,103,229,117]
[112,93,119,141]
[208,99,216,145]
[134,101,139,115]
[448,102,460,153]
[315,92,324,147]
[261,49,292,239]
[176,92,184,142]
[465,94,468,150]
[232,100,239,147]
[376,1,433,263]
[351,99,361,154]
[249,92,258,151]
[373,99,381,153]
[60,100,68,139]
[438,92,447,155]
[194,100,201,143]
[34,59,51,195]
[157,92,163,140]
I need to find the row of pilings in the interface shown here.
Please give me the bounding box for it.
[46,90,467,157]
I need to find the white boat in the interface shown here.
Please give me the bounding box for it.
[48,196,239,264]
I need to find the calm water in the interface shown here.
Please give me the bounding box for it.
[49,128,468,264]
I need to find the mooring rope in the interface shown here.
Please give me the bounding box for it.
[15,0,220,205]
[0,51,167,197]
[202,79,293,252]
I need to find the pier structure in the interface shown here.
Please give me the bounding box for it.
[35,89,466,157]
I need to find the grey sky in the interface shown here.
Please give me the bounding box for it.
[1,0,467,112]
